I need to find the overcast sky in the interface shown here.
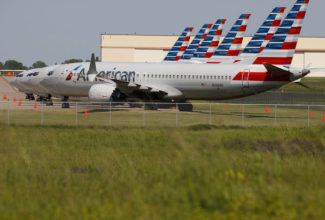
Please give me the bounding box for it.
[0,0,323,66]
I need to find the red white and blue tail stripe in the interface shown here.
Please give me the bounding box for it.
[163,27,193,62]
[212,14,251,57]
[241,7,286,55]
[253,0,309,66]
[193,19,227,59]
[179,24,213,60]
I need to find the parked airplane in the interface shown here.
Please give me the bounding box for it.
[39,0,311,111]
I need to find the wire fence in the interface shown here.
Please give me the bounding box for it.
[0,100,325,127]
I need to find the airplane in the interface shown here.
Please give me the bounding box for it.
[20,65,59,103]
[10,65,60,104]
[11,69,38,100]
[39,0,311,112]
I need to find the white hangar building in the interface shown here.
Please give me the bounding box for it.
[101,34,325,77]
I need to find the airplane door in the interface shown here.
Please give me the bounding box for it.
[242,69,250,88]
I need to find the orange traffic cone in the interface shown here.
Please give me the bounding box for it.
[85,109,88,117]
[14,97,16,102]
[3,94,7,100]
[265,106,269,113]
[238,104,241,109]
[226,104,228,109]
[323,114,325,122]
[309,110,312,118]
[34,102,37,109]
[18,99,22,106]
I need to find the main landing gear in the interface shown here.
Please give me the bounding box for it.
[26,93,35,100]
[45,95,53,106]
[61,96,70,108]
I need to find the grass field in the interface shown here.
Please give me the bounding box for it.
[0,124,325,219]
[279,77,325,92]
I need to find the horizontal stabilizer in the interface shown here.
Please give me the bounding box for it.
[263,62,292,77]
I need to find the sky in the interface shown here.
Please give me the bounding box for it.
[0,0,324,67]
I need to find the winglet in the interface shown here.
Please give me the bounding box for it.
[88,53,97,82]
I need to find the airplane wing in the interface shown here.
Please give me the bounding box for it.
[96,75,184,99]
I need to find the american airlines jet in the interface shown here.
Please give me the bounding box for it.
[40,0,311,111]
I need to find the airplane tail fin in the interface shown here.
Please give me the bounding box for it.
[193,19,227,59]
[241,7,286,56]
[179,24,213,60]
[253,0,310,66]
[211,13,251,57]
[163,27,193,62]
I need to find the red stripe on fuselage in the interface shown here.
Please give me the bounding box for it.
[233,72,291,82]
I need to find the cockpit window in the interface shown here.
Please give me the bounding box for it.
[47,71,54,76]
[16,74,23,78]
[33,72,39,76]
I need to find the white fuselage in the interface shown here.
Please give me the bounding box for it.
[40,62,294,101]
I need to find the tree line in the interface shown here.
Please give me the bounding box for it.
[0,59,85,70]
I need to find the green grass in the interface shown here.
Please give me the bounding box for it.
[0,124,325,219]
[278,77,325,93]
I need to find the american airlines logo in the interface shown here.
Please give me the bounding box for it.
[76,68,136,82]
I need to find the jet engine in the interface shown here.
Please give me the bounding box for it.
[88,84,116,102]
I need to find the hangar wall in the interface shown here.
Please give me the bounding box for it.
[101,35,325,77]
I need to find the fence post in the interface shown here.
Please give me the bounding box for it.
[176,103,178,127]
[307,105,310,127]
[274,104,277,126]
[142,102,146,127]
[109,102,112,126]
[41,102,44,126]
[242,104,245,127]
[75,102,78,126]
[7,99,10,125]
[209,103,212,125]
